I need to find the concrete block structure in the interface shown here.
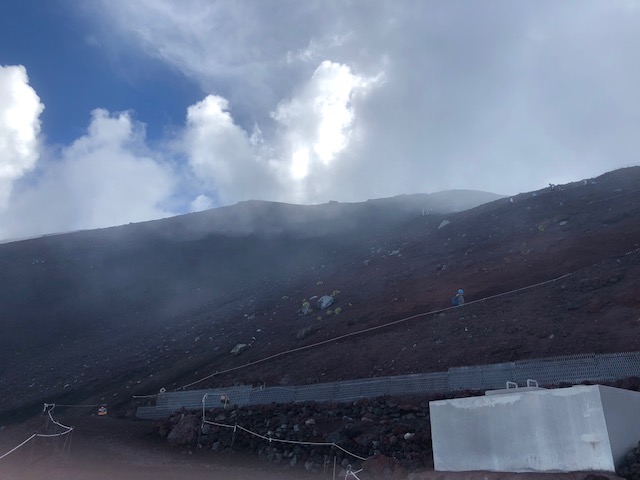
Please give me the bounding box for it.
[429,385,640,472]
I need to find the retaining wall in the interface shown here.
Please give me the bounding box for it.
[136,351,640,419]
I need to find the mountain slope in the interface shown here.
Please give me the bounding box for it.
[0,189,500,419]
[1,170,640,422]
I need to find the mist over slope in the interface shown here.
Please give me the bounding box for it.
[1,171,639,421]
[0,189,500,418]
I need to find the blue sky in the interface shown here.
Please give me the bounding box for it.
[0,0,201,145]
[0,0,639,240]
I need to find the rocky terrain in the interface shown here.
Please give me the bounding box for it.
[154,377,640,479]
[1,166,640,479]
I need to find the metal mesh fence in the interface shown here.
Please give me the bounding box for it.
[136,351,640,419]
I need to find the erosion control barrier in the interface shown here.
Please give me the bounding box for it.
[135,351,640,419]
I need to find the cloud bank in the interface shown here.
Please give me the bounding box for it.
[2,1,640,239]
[86,0,640,194]
[0,58,379,240]
[181,60,381,206]
[0,107,176,240]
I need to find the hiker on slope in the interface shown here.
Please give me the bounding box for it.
[452,289,465,306]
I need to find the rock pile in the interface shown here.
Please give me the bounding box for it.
[157,396,440,477]
[618,441,640,479]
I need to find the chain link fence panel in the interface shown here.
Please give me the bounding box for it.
[136,351,640,419]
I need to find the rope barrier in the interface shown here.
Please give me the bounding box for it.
[35,431,74,438]
[199,393,366,461]
[178,271,576,390]
[345,466,363,479]
[587,187,640,205]
[0,407,74,461]
[201,419,367,461]
[0,434,37,460]
[47,410,74,432]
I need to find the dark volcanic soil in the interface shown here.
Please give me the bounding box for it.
[1,167,640,478]
[0,409,624,480]
[0,413,327,480]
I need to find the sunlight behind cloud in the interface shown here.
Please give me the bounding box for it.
[180,62,381,205]
[273,61,381,180]
[290,148,310,180]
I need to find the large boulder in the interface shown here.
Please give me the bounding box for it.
[363,454,407,479]
[167,413,200,445]
[230,343,249,356]
[317,295,334,310]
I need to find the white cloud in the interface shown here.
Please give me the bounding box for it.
[183,95,279,205]
[84,0,640,201]
[0,60,383,240]
[271,61,382,201]
[2,0,638,240]
[286,33,353,64]
[0,109,177,239]
[0,65,44,209]
[190,194,214,212]
[180,62,381,206]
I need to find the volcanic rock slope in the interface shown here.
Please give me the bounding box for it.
[1,168,640,420]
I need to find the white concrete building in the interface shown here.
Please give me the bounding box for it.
[429,385,640,472]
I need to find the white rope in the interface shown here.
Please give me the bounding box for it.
[0,434,37,460]
[36,430,74,438]
[203,419,235,430]
[587,187,640,205]
[201,419,367,461]
[0,408,74,462]
[48,410,74,432]
[345,466,363,479]
[178,271,576,390]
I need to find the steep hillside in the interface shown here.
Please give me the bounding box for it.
[165,167,640,391]
[0,190,500,420]
[1,168,639,424]
[2,168,640,479]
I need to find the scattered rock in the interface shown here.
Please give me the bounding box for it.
[296,326,316,340]
[299,300,312,315]
[230,343,249,356]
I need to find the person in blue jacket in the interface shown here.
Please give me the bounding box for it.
[452,289,465,306]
